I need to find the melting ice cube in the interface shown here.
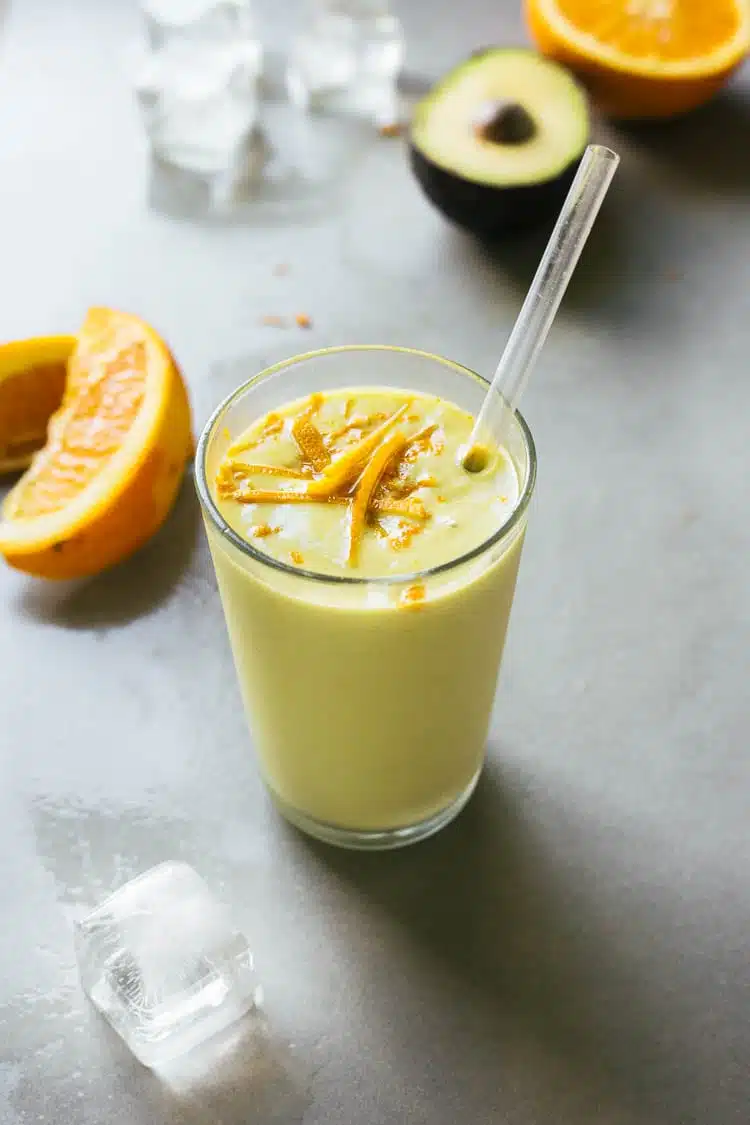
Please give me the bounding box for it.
[75,862,260,1067]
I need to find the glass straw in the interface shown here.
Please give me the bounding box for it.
[463,144,620,470]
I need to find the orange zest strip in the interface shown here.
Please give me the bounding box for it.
[308,403,410,498]
[301,392,323,417]
[375,422,438,498]
[403,423,438,462]
[372,496,429,520]
[407,422,437,445]
[227,461,310,479]
[347,431,407,566]
[291,417,330,472]
[228,413,284,456]
[327,414,365,437]
[226,487,343,505]
[224,489,430,522]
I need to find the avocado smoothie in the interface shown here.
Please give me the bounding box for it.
[196,348,535,849]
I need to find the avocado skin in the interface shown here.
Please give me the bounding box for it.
[409,143,584,240]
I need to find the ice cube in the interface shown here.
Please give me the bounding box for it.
[133,0,264,175]
[287,0,404,126]
[141,0,258,48]
[134,38,264,174]
[75,862,259,1068]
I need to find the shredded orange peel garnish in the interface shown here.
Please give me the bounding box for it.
[291,416,330,472]
[218,486,428,520]
[223,462,310,480]
[347,431,407,565]
[306,403,410,498]
[218,400,433,566]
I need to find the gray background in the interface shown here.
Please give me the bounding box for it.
[1,1,749,1122]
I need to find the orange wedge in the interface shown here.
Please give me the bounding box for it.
[0,335,74,474]
[0,308,193,579]
[526,0,750,118]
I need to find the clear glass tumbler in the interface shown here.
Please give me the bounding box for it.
[195,347,536,850]
[286,0,404,125]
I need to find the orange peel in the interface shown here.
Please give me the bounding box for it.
[291,416,330,472]
[347,431,407,565]
[307,403,410,498]
[224,461,310,480]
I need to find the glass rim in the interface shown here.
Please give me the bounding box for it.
[194,345,537,587]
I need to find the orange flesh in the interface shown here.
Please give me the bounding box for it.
[0,362,67,464]
[0,310,193,581]
[10,343,147,519]
[554,0,741,61]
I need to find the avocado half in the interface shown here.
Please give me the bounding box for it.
[409,48,590,239]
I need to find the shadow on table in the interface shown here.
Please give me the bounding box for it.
[147,152,342,228]
[86,1008,310,1125]
[153,1017,312,1125]
[440,161,670,339]
[14,477,201,631]
[299,759,712,1125]
[619,88,750,198]
[442,91,750,332]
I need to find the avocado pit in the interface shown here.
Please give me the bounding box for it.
[473,100,537,146]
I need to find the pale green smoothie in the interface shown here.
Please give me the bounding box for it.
[205,387,528,841]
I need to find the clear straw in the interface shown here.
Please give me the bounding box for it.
[464,144,620,467]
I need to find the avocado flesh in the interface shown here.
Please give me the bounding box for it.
[409,49,590,238]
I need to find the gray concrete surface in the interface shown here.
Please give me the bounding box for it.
[2,1,750,1122]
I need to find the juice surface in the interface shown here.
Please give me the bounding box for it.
[214,387,519,577]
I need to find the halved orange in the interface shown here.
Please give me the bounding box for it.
[526,0,750,119]
[0,308,193,580]
[0,335,75,473]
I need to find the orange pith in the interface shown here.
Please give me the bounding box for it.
[0,308,193,579]
[526,0,750,118]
